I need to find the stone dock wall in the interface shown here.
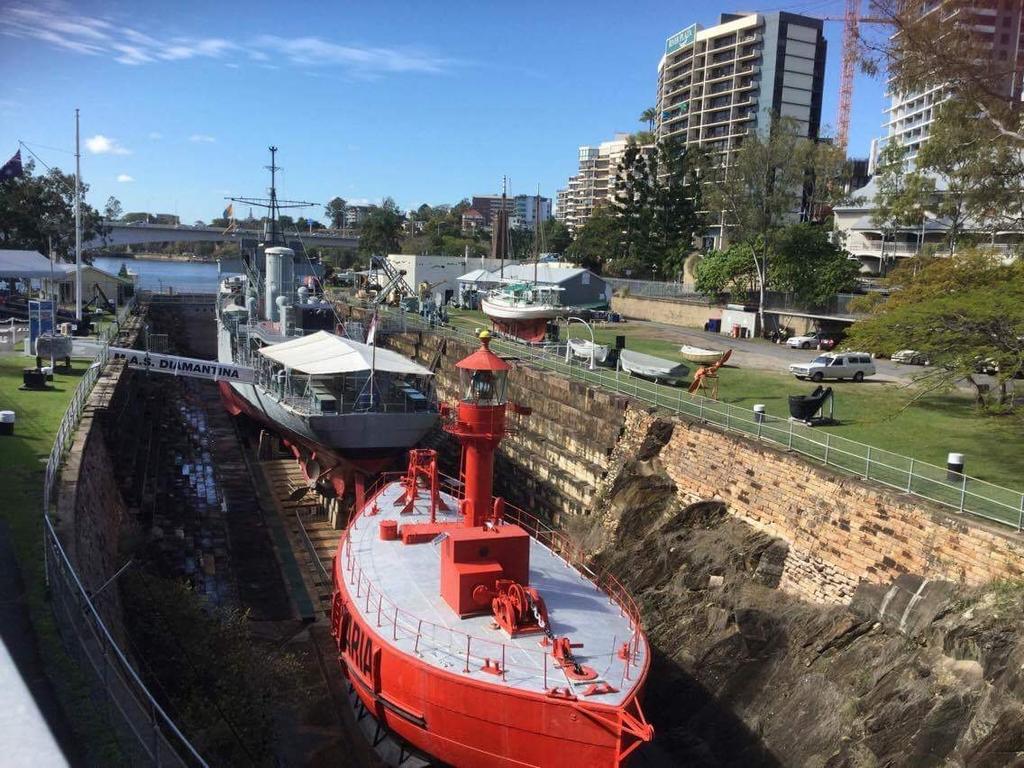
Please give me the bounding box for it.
[366,313,1024,606]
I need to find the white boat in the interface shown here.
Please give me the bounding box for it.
[619,349,689,384]
[679,345,726,365]
[567,338,609,363]
[481,283,563,321]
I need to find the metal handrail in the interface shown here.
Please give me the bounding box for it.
[349,298,1024,532]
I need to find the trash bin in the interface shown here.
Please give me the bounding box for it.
[0,410,14,435]
[753,404,766,424]
[946,452,965,481]
[708,318,722,333]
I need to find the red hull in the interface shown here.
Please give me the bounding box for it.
[490,317,549,343]
[330,567,651,768]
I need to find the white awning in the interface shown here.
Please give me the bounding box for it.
[257,330,433,376]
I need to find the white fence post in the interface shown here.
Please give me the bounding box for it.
[907,458,914,493]
[865,446,871,479]
[824,433,831,465]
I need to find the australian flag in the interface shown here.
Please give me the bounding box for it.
[0,150,24,181]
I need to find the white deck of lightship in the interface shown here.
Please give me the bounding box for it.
[341,482,646,706]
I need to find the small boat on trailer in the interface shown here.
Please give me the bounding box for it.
[567,338,609,364]
[679,345,726,365]
[618,349,689,385]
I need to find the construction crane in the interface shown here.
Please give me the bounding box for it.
[825,0,889,153]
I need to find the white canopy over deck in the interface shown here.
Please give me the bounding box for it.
[257,330,432,377]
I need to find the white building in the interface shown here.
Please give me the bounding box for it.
[385,254,512,305]
[558,135,654,234]
[881,2,1024,166]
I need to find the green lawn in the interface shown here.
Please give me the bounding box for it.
[448,308,1024,495]
[0,353,121,762]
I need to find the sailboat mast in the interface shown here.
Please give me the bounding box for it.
[500,176,506,278]
[74,108,82,321]
[533,186,540,285]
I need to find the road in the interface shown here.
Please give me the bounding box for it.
[622,319,920,384]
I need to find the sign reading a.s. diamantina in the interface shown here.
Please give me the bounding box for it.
[109,347,254,383]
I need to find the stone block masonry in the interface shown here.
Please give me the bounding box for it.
[642,406,1024,604]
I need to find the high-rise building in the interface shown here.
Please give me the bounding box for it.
[557,134,655,234]
[655,12,826,163]
[882,2,1024,164]
[469,194,550,230]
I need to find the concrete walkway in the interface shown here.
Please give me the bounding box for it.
[0,520,79,766]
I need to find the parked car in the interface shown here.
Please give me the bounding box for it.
[789,352,876,382]
[892,349,929,365]
[786,331,836,350]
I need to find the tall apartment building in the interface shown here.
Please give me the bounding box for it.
[556,134,654,234]
[882,1,1024,165]
[470,194,550,230]
[656,12,826,163]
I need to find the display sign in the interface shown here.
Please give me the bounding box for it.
[28,299,55,354]
[666,24,697,54]
[109,347,254,383]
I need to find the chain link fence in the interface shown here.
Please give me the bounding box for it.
[363,300,1024,532]
[41,297,207,766]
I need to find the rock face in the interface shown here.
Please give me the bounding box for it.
[588,462,1024,767]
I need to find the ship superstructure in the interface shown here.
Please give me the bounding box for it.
[216,148,438,496]
[330,331,652,766]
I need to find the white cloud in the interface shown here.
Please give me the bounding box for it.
[189,134,216,143]
[148,131,162,140]
[0,3,455,77]
[85,134,131,155]
[117,173,134,182]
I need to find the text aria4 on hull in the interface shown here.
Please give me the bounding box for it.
[216,147,438,495]
[330,330,653,767]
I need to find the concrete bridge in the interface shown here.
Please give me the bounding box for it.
[89,221,359,250]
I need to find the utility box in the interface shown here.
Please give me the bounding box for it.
[439,525,531,616]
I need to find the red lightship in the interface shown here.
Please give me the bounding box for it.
[330,331,653,767]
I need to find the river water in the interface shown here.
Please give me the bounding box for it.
[93,256,243,293]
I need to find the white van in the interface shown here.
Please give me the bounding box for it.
[789,352,876,382]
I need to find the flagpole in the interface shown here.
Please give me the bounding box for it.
[370,305,377,409]
[74,108,82,323]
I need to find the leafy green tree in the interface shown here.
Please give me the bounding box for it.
[612,138,656,274]
[565,205,619,272]
[104,196,123,220]
[325,196,346,228]
[871,140,935,270]
[0,159,103,258]
[694,242,759,297]
[770,223,860,308]
[541,218,572,254]
[358,197,404,257]
[845,249,1024,409]
[706,115,825,328]
[650,138,706,279]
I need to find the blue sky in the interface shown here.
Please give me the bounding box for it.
[0,0,888,224]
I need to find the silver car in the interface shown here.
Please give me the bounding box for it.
[789,352,876,382]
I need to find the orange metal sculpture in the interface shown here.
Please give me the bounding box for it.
[688,349,733,398]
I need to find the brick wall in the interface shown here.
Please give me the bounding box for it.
[611,294,716,328]
[651,409,1024,604]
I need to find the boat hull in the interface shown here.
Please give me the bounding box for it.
[679,346,724,365]
[331,565,652,768]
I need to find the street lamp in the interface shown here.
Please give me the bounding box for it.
[564,315,597,370]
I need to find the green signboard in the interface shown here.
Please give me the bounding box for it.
[666,24,697,54]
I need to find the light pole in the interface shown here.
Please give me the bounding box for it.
[564,315,597,370]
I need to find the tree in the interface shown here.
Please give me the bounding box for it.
[845,249,1024,410]
[612,138,656,274]
[565,205,619,273]
[770,223,860,308]
[871,140,935,271]
[0,159,103,259]
[104,196,123,221]
[358,197,404,257]
[325,196,347,228]
[541,219,572,254]
[866,0,1024,148]
[639,106,658,132]
[694,243,759,297]
[705,115,819,329]
[650,138,706,279]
